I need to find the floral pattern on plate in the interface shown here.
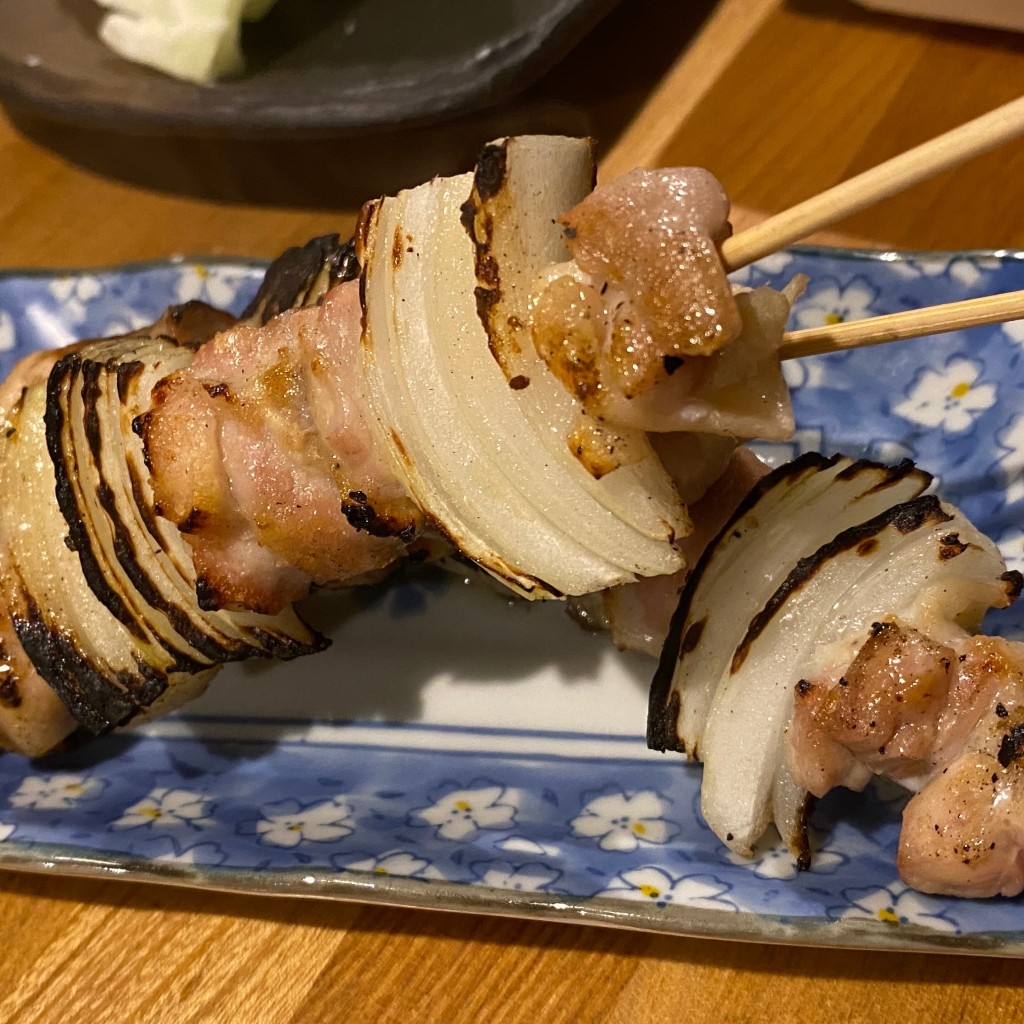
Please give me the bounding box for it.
[2,249,1024,954]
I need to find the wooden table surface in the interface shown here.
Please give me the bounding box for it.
[2,1,1024,1021]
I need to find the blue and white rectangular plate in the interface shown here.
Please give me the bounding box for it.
[1,248,1024,956]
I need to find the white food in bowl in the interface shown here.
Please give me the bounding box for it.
[95,0,278,84]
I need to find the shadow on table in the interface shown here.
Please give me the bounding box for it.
[3,0,719,208]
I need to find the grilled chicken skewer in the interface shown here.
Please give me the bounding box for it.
[0,137,799,756]
[5,134,1024,902]
[650,453,1024,898]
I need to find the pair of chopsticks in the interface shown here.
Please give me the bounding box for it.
[712,95,1024,360]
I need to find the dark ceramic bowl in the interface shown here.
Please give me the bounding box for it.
[0,0,621,135]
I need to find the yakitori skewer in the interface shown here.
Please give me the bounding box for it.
[721,95,1024,271]
[779,287,1024,360]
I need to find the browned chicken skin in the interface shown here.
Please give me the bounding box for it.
[791,623,1024,897]
[144,281,419,614]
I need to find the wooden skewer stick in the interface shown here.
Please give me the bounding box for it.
[779,288,1024,361]
[720,95,1024,272]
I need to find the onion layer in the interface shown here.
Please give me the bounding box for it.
[359,136,689,599]
[646,455,1023,861]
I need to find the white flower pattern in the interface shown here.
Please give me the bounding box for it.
[998,525,1024,574]
[570,788,679,852]
[411,784,517,841]
[889,254,994,288]
[725,843,845,880]
[494,835,560,858]
[345,850,438,879]
[791,278,877,331]
[893,357,996,432]
[101,312,150,337]
[147,839,227,866]
[473,860,561,892]
[174,266,239,309]
[835,883,958,932]
[781,357,825,392]
[600,867,735,911]
[1002,319,1024,346]
[0,310,14,352]
[998,414,1024,505]
[48,275,102,324]
[9,773,105,810]
[752,251,794,275]
[112,788,214,831]
[254,797,354,848]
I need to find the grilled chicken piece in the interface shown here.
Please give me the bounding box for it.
[143,280,419,614]
[528,167,793,437]
[792,624,1024,898]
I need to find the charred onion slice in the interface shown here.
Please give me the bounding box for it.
[240,233,359,326]
[0,333,326,742]
[360,137,687,598]
[1,375,168,734]
[648,454,932,760]
[57,336,326,655]
[651,454,1019,861]
[463,136,689,537]
[701,494,1017,857]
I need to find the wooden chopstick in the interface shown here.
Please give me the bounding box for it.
[721,96,1024,272]
[779,288,1024,360]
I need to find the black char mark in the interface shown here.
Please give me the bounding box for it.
[998,723,1024,768]
[192,578,326,660]
[472,142,509,201]
[1002,571,1024,601]
[791,793,816,871]
[178,507,209,534]
[342,499,399,539]
[836,456,932,496]
[44,355,148,643]
[681,618,705,654]
[340,495,418,543]
[92,475,238,668]
[247,626,329,661]
[127,457,171,547]
[0,672,19,709]
[46,352,235,666]
[464,140,511,371]
[13,593,153,734]
[203,382,232,402]
[0,636,19,708]
[647,452,842,753]
[240,234,360,325]
[355,201,381,342]
[115,360,144,404]
[731,495,952,674]
[939,532,967,560]
[127,463,251,656]
[195,576,225,613]
[423,513,562,600]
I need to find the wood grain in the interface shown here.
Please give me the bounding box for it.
[3,1,1024,1020]
[658,0,1024,250]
